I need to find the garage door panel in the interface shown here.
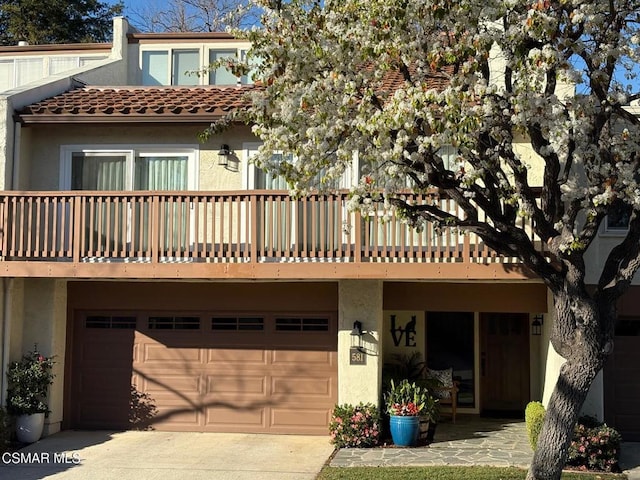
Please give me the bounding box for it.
[271,349,334,366]
[141,344,204,363]
[141,374,201,397]
[271,408,330,431]
[78,404,130,429]
[206,407,266,428]
[206,375,267,395]
[78,341,134,368]
[154,404,201,427]
[272,376,333,397]
[207,348,268,365]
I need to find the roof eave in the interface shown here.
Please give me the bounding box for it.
[15,114,234,125]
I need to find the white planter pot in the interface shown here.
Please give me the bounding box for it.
[16,413,45,444]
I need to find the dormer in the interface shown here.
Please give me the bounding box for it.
[127,32,254,86]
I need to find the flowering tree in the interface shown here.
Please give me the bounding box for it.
[214,1,640,479]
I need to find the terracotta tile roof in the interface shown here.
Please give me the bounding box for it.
[16,67,452,125]
[16,86,255,124]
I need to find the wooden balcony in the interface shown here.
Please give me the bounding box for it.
[0,191,539,280]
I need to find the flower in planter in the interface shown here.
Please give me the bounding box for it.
[384,379,438,420]
[6,345,55,416]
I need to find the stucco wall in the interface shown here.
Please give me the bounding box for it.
[338,280,383,406]
[20,279,67,435]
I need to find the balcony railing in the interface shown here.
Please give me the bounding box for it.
[0,191,540,266]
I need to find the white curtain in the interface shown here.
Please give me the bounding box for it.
[135,156,189,252]
[0,61,14,91]
[172,50,199,86]
[49,57,79,75]
[15,58,43,87]
[134,156,188,190]
[72,154,126,190]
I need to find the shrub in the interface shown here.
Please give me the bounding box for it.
[525,401,545,450]
[0,408,9,452]
[329,403,381,448]
[6,346,55,415]
[567,419,622,472]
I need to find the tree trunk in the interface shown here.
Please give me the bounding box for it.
[526,290,609,480]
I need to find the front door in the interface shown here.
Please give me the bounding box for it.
[480,313,530,416]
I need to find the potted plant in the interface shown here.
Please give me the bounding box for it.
[384,379,438,446]
[6,345,55,443]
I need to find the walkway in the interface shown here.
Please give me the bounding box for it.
[331,416,533,468]
[330,415,640,479]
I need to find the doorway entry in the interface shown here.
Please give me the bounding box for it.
[480,313,530,417]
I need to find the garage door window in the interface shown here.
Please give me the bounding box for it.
[148,316,200,330]
[616,317,640,336]
[211,316,264,331]
[85,315,137,329]
[275,317,329,332]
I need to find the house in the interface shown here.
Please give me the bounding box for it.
[0,17,638,440]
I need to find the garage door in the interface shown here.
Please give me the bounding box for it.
[604,317,640,441]
[70,311,337,434]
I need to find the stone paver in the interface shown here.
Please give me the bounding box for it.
[331,417,533,468]
[331,416,640,479]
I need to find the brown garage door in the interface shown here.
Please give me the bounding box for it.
[604,318,640,441]
[70,311,337,434]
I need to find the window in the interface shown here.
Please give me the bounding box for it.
[240,49,261,85]
[0,61,14,91]
[211,317,264,331]
[62,146,197,191]
[148,316,200,330]
[172,50,199,86]
[49,55,108,75]
[15,58,43,86]
[141,49,199,86]
[86,315,137,329]
[209,50,238,86]
[605,200,631,232]
[141,49,200,86]
[616,317,640,336]
[142,51,169,85]
[140,46,254,86]
[275,317,330,332]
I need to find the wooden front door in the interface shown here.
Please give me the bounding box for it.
[480,313,530,415]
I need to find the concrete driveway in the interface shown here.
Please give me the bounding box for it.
[0,431,334,480]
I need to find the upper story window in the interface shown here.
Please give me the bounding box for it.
[0,58,43,91]
[140,46,256,86]
[142,49,200,86]
[209,50,238,85]
[61,146,198,191]
[605,200,631,233]
[0,55,107,92]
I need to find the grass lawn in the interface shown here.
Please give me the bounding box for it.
[316,466,628,480]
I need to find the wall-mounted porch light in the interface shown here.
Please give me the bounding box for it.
[350,320,364,351]
[218,144,231,166]
[531,314,544,336]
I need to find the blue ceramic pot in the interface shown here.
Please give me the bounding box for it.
[389,415,420,446]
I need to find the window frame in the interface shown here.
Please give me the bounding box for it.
[603,200,632,235]
[139,44,253,86]
[60,145,199,191]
